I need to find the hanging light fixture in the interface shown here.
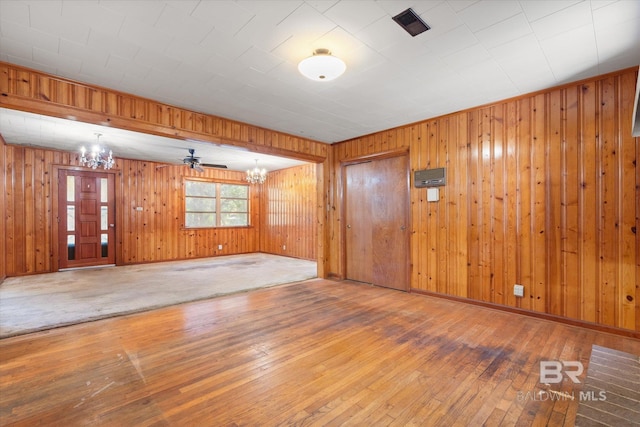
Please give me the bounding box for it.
[245,159,267,184]
[80,133,114,170]
[298,48,346,82]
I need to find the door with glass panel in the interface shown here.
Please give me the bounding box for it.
[58,170,115,269]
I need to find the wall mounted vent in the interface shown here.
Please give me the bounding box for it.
[415,167,445,188]
[392,8,430,37]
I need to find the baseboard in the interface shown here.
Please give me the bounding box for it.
[411,288,640,340]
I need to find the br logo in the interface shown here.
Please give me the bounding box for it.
[539,361,584,384]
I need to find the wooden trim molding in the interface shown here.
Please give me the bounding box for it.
[339,147,410,165]
[411,288,640,339]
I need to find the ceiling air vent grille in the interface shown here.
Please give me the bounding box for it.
[392,8,430,37]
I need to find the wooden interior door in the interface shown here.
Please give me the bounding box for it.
[58,170,115,269]
[344,155,410,291]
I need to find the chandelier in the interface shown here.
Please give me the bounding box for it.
[80,133,114,170]
[245,159,267,184]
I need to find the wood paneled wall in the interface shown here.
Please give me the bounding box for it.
[2,145,260,276]
[328,68,640,332]
[259,163,318,260]
[117,159,259,264]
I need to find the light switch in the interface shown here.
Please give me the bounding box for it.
[427,188,439,202]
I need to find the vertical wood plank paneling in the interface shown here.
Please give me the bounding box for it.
[505,102,518,308]
[563,86,581,320]
[532,94,547,313]
[517,97,533,311]
[427,121,438,292]
[599,77,618,327]
[14,147,26,275]
[259,163,317,261]
[411,124,424,290]
[24,148,35,273]
[437,120,449,295]
[456,115,469,299]
[547,90,563,317]
[492,105,505,306]
[581,82,598,323]
[2,146,267,275]
[330,68,638,332]
[0,139,6,281]
[480,108,493,303]
[618,71,638,331]
[468,110,481,300]
[5,145,16,276]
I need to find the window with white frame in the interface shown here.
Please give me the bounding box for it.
[185,180,249,228]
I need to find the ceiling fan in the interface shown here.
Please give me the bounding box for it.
[182,148,227,172]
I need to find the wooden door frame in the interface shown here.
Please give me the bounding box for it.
[51,165,120,272]
[339,148,411,288]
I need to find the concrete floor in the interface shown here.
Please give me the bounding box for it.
[0,253,317,338]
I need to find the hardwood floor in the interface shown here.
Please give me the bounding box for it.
[1,279,639,426]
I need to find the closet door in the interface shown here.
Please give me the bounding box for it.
[344,154,409,291]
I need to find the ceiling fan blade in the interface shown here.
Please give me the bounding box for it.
[193,164,204,172]
[200,163,228,169]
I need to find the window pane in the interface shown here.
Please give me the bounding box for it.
[101,206,108,230]
[221,199,247,212]
[221,213,248,227]
[67,176,75,202]
[67,206,75,231]
[101,234,108,257]
[220,184,248,198]
[186,197,216,212]
[100,178,108,203]
[67,235,75,260]
[186,180,216,197]
[186,212,216,228]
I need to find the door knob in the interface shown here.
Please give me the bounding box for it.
[109,224,115,228]
[400,225,406,231]
[346,224,351,229]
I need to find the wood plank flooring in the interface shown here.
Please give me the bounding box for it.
[1,279,639,426]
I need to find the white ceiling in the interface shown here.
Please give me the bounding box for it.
[0,0,639,170]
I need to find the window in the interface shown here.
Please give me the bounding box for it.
[185,180,249,228]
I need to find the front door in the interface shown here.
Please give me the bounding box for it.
[58,170,115,269]
[344,154,410,291]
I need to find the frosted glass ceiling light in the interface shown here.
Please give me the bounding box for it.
[298,48,346,82]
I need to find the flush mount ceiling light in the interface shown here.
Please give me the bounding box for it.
[298,48,346,82]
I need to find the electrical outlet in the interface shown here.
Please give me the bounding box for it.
[514,284,524,297]
[218,244,223,250]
